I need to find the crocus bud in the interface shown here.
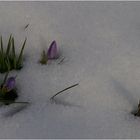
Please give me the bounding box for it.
[4,77,16,92]
[47,40,58,59]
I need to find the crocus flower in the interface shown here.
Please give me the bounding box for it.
[4,77,16,92]
[47,40,58,59]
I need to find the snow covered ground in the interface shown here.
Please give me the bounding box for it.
[1,1,140,138]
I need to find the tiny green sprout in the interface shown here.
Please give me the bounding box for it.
[0,35,27,73]
[39,50,48,65]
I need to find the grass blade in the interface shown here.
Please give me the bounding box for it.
[2,71,9,85]
[12,37,16,68]
[6,34,12,55]
[1,36,3,54]
[5,57,11,71]
[17,38,26,67]
[0,36,5,71]
[50,83,79,100]
[0,50,3,65]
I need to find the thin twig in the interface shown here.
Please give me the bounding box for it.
[50,83,79,100]
[10,101,29,104]
[58,57,65,64]
[0,99,29,104]
[24,24,29,30]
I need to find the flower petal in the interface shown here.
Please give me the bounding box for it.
[4,77,16,91]
[47,40,58,59]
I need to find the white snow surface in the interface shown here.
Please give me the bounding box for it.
[0,1,140,138]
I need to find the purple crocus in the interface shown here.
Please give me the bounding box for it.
[4,77,16,92]
[47,40,58,59]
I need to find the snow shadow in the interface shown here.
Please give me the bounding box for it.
[111,78,137,109]
[50,98,81,108]
[39,35,48,50]
[3,104,30,117]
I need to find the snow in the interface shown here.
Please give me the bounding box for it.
[0,1,140,138]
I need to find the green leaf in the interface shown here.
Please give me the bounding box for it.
[5,57,11,72]
[0,36,5,71]
[2,71,9,85]
[11,37,16,68]
[12,37,15,56]
[0,36,4,54]
[39,50,48,64]
[17,37,26,67]
[6,34,12,55]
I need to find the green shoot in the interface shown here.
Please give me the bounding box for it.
[39,50,48,65]
[16,37,27,68]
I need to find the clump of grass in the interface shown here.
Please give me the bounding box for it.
[0,35,27,73]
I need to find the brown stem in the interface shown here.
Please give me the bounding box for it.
[50,83,79,100]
